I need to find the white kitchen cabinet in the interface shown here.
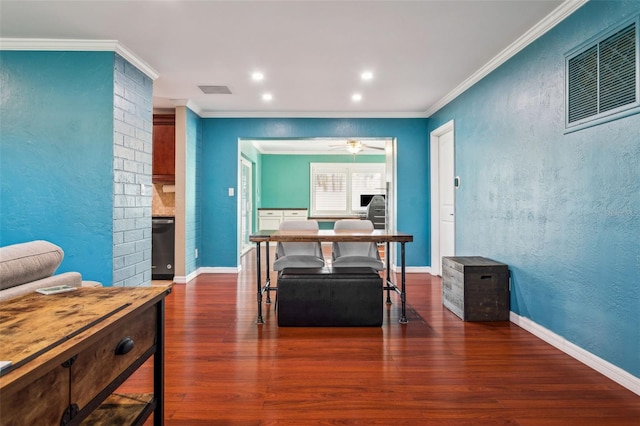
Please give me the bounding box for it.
[258,210,282,231]
[283,210,307,220]
[258,209,308,230]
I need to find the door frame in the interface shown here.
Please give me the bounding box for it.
[239,157,253,256]
[430,120,455,276]
[237,137,397,269]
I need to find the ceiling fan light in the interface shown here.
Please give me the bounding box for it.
[346,140,362,154]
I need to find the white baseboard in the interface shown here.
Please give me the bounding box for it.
[510,312,640,396]
[387,264,431,274]
[172,270,197,284]
[173,265,241,283]
[198,266,241,274]
[402,266,431,274]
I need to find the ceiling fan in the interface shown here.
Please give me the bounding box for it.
[330,139,385,155]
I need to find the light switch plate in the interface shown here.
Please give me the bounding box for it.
[228,187,235,196]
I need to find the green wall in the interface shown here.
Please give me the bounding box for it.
[260,154,385,208]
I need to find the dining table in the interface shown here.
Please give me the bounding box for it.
[249,229,414,324]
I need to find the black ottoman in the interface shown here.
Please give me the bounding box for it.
[277,267,383,327]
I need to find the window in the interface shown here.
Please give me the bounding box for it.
[566,17,639,131]
[310,163,385,216]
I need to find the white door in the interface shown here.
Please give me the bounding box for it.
[240,158,253,255]
[438,131,455,262]
[430,121,455,275]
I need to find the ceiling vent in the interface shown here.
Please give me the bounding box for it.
[198,85,232,94]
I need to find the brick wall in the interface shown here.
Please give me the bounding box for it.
[112,54,153,287]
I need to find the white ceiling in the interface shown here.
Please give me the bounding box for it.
[0,0,576,118]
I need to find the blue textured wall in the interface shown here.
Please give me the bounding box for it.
[429,1,640,376]
[202,118,429,268]
[0,51,114,284]
[185,107,203,274]
[261,153,385,208]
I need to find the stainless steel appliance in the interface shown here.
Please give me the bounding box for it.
[152,217,175,279]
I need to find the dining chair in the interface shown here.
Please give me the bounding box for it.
[331,219,384,270]
[272,219,325,271]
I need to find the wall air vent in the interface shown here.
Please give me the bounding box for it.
[198,85,232,94]
[566,17,639,131]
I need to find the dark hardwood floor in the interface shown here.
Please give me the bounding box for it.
[124,247,639,425]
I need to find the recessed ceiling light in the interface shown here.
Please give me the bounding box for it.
[352,93,362,102]
[262,93,273,101]
[252,72,264,81]
[361,71,373,81]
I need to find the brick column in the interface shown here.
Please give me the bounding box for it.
[112,54,153,287]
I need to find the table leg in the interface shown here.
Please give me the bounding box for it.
[265,241,272,304]
[385,241,392,305]
[399,242,408,324]
[256,242,264,324]
[154,298,165,425]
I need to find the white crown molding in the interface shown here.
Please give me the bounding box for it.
[0,38,159,80]
[510,312,640,396]
[424,0,589,117]
[198,110,428,119]
[113,42,159,80]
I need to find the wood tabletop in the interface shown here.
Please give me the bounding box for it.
[0,285,171,394]
[249,229,413,243]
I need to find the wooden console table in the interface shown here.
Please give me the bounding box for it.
[0,285,171,425]
[249,229,413,324]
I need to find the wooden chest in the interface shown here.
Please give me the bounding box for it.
[442,256,510,321]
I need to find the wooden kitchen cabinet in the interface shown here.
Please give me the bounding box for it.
[153,114,175,182]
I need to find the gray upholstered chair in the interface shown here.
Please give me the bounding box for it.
[272,220,325,271]
[331,219,384,270]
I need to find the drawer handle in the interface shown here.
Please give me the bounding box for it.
[480,275,492,280]
[115,337,135,355]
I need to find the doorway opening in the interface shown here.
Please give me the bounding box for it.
[240,157,253,256]
[237,137,397,267]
